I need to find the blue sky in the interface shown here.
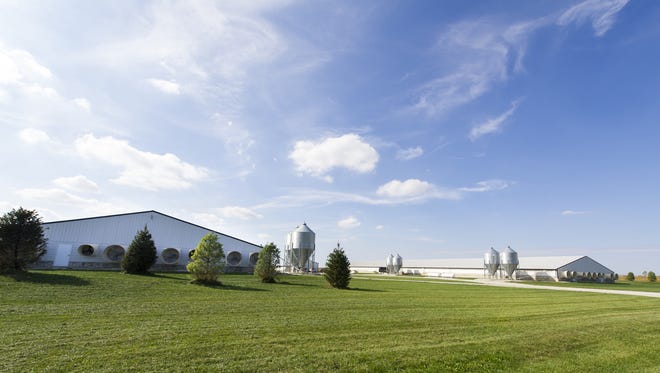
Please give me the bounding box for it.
[1,0,658,273]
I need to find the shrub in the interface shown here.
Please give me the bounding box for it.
[648,271,656,282]
[255,242,280,283]
[0,207,47,273]
[187,233,225,284]
[626,272,635,281]
[121,226,158,274]
[324,244,351,289]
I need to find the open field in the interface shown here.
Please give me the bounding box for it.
[518,279,660,292]
[1,271,659,372]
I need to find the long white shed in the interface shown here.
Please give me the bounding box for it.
[351,255,616,282]
[36,210,262,272]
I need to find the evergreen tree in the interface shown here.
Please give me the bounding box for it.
[121,226,157,274]
[648,271,656,282]
[187,233,225,284]
[324,243,351,289]
[0,207,47,273]
[255,242,280,283]
[626,272,635,281]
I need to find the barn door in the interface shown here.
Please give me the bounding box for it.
[53,244,72,267]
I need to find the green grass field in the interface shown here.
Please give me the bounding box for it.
[519,279,660,292]
[1,271,659,372]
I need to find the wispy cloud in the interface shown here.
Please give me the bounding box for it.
[74,133,209,191]
[396,146,424,161]
[557,0,630,37]
[414,0,629,116]
[190,212,225,231]
[414,20,539,116]
[18,128,51,144]
[218,206,263,220]
[147,78,180,95]
[469,99,522,141]
[16,188,130,217]
[256,178,511,209]
[71,98,91,112]
[289,133,379,182]
[87,1,288,111]
[53,175,100,194]
[459,179,511,193]
[211,116,255,165]
[561,209,591,216]
[338,216,361,229]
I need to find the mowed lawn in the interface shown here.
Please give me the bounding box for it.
[1,271,658,372]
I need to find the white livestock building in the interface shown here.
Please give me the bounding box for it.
[351,256,616,282]
[36,210,262,272]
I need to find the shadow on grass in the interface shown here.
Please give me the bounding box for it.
[347,287,385,292]
[189,281,268,292]
[151,273,189,281]
[3,271,90,286]
[276,281,318,287]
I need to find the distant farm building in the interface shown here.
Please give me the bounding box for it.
[351,255,616,282]
[36,211,262,272]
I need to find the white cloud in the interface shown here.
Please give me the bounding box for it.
[74,133,209,191]
[338,216,361,229]
[257,233,271,241]
[18,128,51,144]
[557,0,630,37]
[53,175,100,193]
[0,201,14,212]
[561,210,590,216]
[459,179,511,193]
[396,146,423,161]
[469,99,522,140]
[147,78,181,95]
[72,97,91,111]
[87,0,288,114]
[218,206,263,220]
[15,188,129,217]
[190,212,224,231]
[377,179,434,199]
[0,45,52,85]
[289,133,379,182]
[375,225,384,230]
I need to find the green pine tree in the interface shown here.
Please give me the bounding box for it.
[0,207,47,273]
[324,243,351,289]
[255,242,280,283]
[187,233,225,284]
[121,226,157,274]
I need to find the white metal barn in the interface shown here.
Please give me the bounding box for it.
[36,210,262,272]
[351,256,616,282]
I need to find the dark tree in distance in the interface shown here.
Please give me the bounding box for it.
[626,272,635,282]
[254,242,280,283]
[121,225,158,274]
[648,271,656,282]
[324,243,351,289]
[0,207,47,273]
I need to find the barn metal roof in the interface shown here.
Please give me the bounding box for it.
[43,210,261,248]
